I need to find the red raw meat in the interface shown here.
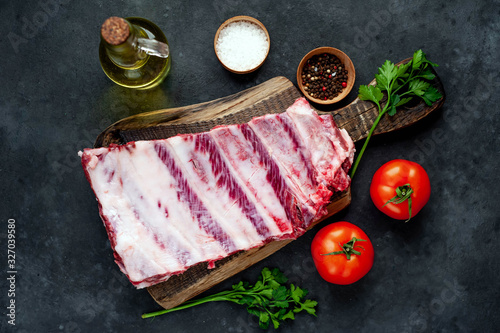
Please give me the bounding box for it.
[79,97,355,288]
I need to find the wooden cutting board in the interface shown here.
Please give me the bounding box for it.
[95,58,445,310]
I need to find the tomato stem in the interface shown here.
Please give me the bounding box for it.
[321,237,366,260]
[383,183,414,222]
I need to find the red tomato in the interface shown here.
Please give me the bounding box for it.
[370,159,431,221]
[311,222,374,285]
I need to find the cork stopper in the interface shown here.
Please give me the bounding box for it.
[101,17,130,45]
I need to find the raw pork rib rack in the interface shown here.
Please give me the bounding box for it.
[80,98,355,289]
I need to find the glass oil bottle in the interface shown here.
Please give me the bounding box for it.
[99,17,171,89]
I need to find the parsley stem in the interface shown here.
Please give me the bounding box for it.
[352,51,442,180]
[142,295,231,318]
[142,289,275,319]
[350,102,389,178]
[141,267,317,329]
[391,65,419,96]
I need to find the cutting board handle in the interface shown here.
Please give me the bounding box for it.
[330,58,445,143]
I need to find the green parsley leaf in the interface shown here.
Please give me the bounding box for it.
[272,286,288,301]
[412,49,424,70]
[408,79,430,96]
[391,94,401,107]
[419,68,436,80]
[396,61,411,79]
[351,50,443,178]
[260,297,271,308]
[253,280,263,289]
[270,315,280,329]
[395,96,413,107]
[267,279,281,290]
[358,85,384,105]
[379,60,397,87]
[290,284,306,303]
[247,307,261,317]
[260,288,273,299]
[274,300,290,308]
[387,94,401,116]
[259,312,270,329]
[276,308,288,320]
[261,267,272,281]
[142,268,318,330]
[375,73,389,91]
[271,267,288,284]
[294,299,318,316]
[232,281,244,291]
[422,86,442,105]
[387,105,397,116]
[282,310,295,321]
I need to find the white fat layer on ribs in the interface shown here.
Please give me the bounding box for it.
[166,134,265,251]
[210,125,293,237]
[124,142,227,269]
[84,148,177,282]
[84,143,228,284]
[252,111,334,210]
[248,114,319,224]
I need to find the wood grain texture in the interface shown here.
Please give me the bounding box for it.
[94,58,445,310]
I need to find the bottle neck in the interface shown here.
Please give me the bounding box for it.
[101,20,148,69]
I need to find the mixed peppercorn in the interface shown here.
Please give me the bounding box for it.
[301,53,348,101]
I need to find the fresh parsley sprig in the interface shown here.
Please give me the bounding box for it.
[142,267,318,330]
[350,49,442,178]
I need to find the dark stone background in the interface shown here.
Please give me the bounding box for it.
[1,0,498,332]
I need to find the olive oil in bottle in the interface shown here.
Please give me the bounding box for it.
[99,17,171,89]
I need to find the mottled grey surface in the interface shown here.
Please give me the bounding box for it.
[0,0,499,332]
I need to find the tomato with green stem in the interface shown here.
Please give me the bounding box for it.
[370,159,431,221]
[311,222,374,285]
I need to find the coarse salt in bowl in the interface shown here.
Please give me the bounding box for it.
[214,16,270,74]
